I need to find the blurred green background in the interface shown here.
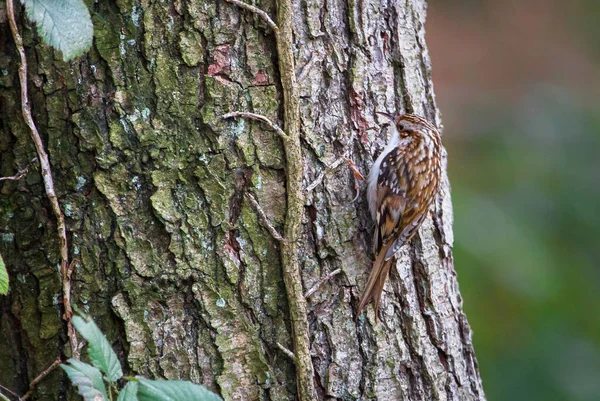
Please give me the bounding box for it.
[427,1,600,400]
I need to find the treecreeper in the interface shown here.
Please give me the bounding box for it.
[357,113,443,320]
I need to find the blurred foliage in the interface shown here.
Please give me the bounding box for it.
[428,1,600,400]
[447,96,600,401]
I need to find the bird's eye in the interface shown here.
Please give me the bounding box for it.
[398,124,405,130]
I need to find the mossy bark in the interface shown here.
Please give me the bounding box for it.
[0,0,485,400]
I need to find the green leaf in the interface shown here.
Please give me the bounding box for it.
[137,377,222,401]
[61,359,108,401]
[117,382,139,401]
[72,315,123,382]
[21,0,93,60]
[0,253,8,295]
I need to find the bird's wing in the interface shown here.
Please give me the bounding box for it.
[375,141,425,260]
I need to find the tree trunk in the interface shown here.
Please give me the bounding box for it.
[0,0,485,400]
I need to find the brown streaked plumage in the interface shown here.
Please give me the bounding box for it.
[357,113,442,320]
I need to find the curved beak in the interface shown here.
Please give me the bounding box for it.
[375,111,395,122]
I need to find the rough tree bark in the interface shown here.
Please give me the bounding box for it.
[0,0,486,400]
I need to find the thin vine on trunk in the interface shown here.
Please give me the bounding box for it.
[5,0,78,359]
[223,0,316,398]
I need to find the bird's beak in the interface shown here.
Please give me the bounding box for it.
[375,111,395,122]
[375,111,396,123]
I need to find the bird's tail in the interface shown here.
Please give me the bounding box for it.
[356,243,394,321]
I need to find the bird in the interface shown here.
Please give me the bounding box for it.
[357,113,443,320]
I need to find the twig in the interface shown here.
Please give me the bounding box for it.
[222,111,287,139]
[0,384,19,400]
[305,157,346,193]
[244,192,283,241]
[0,157,37,182]
[223,0,279,33]
[20,358,62,400]
[6,0,78,358]
[276,342,296,361]
[304,268,342,299]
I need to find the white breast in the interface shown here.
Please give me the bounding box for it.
[367,126,400,220]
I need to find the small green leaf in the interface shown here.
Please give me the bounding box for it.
[137,377,222,401]
[21,0,93,60]
[61,359,108,401]
[72,315,123,382]
[0,253,8,295]
[117,382,139,401]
